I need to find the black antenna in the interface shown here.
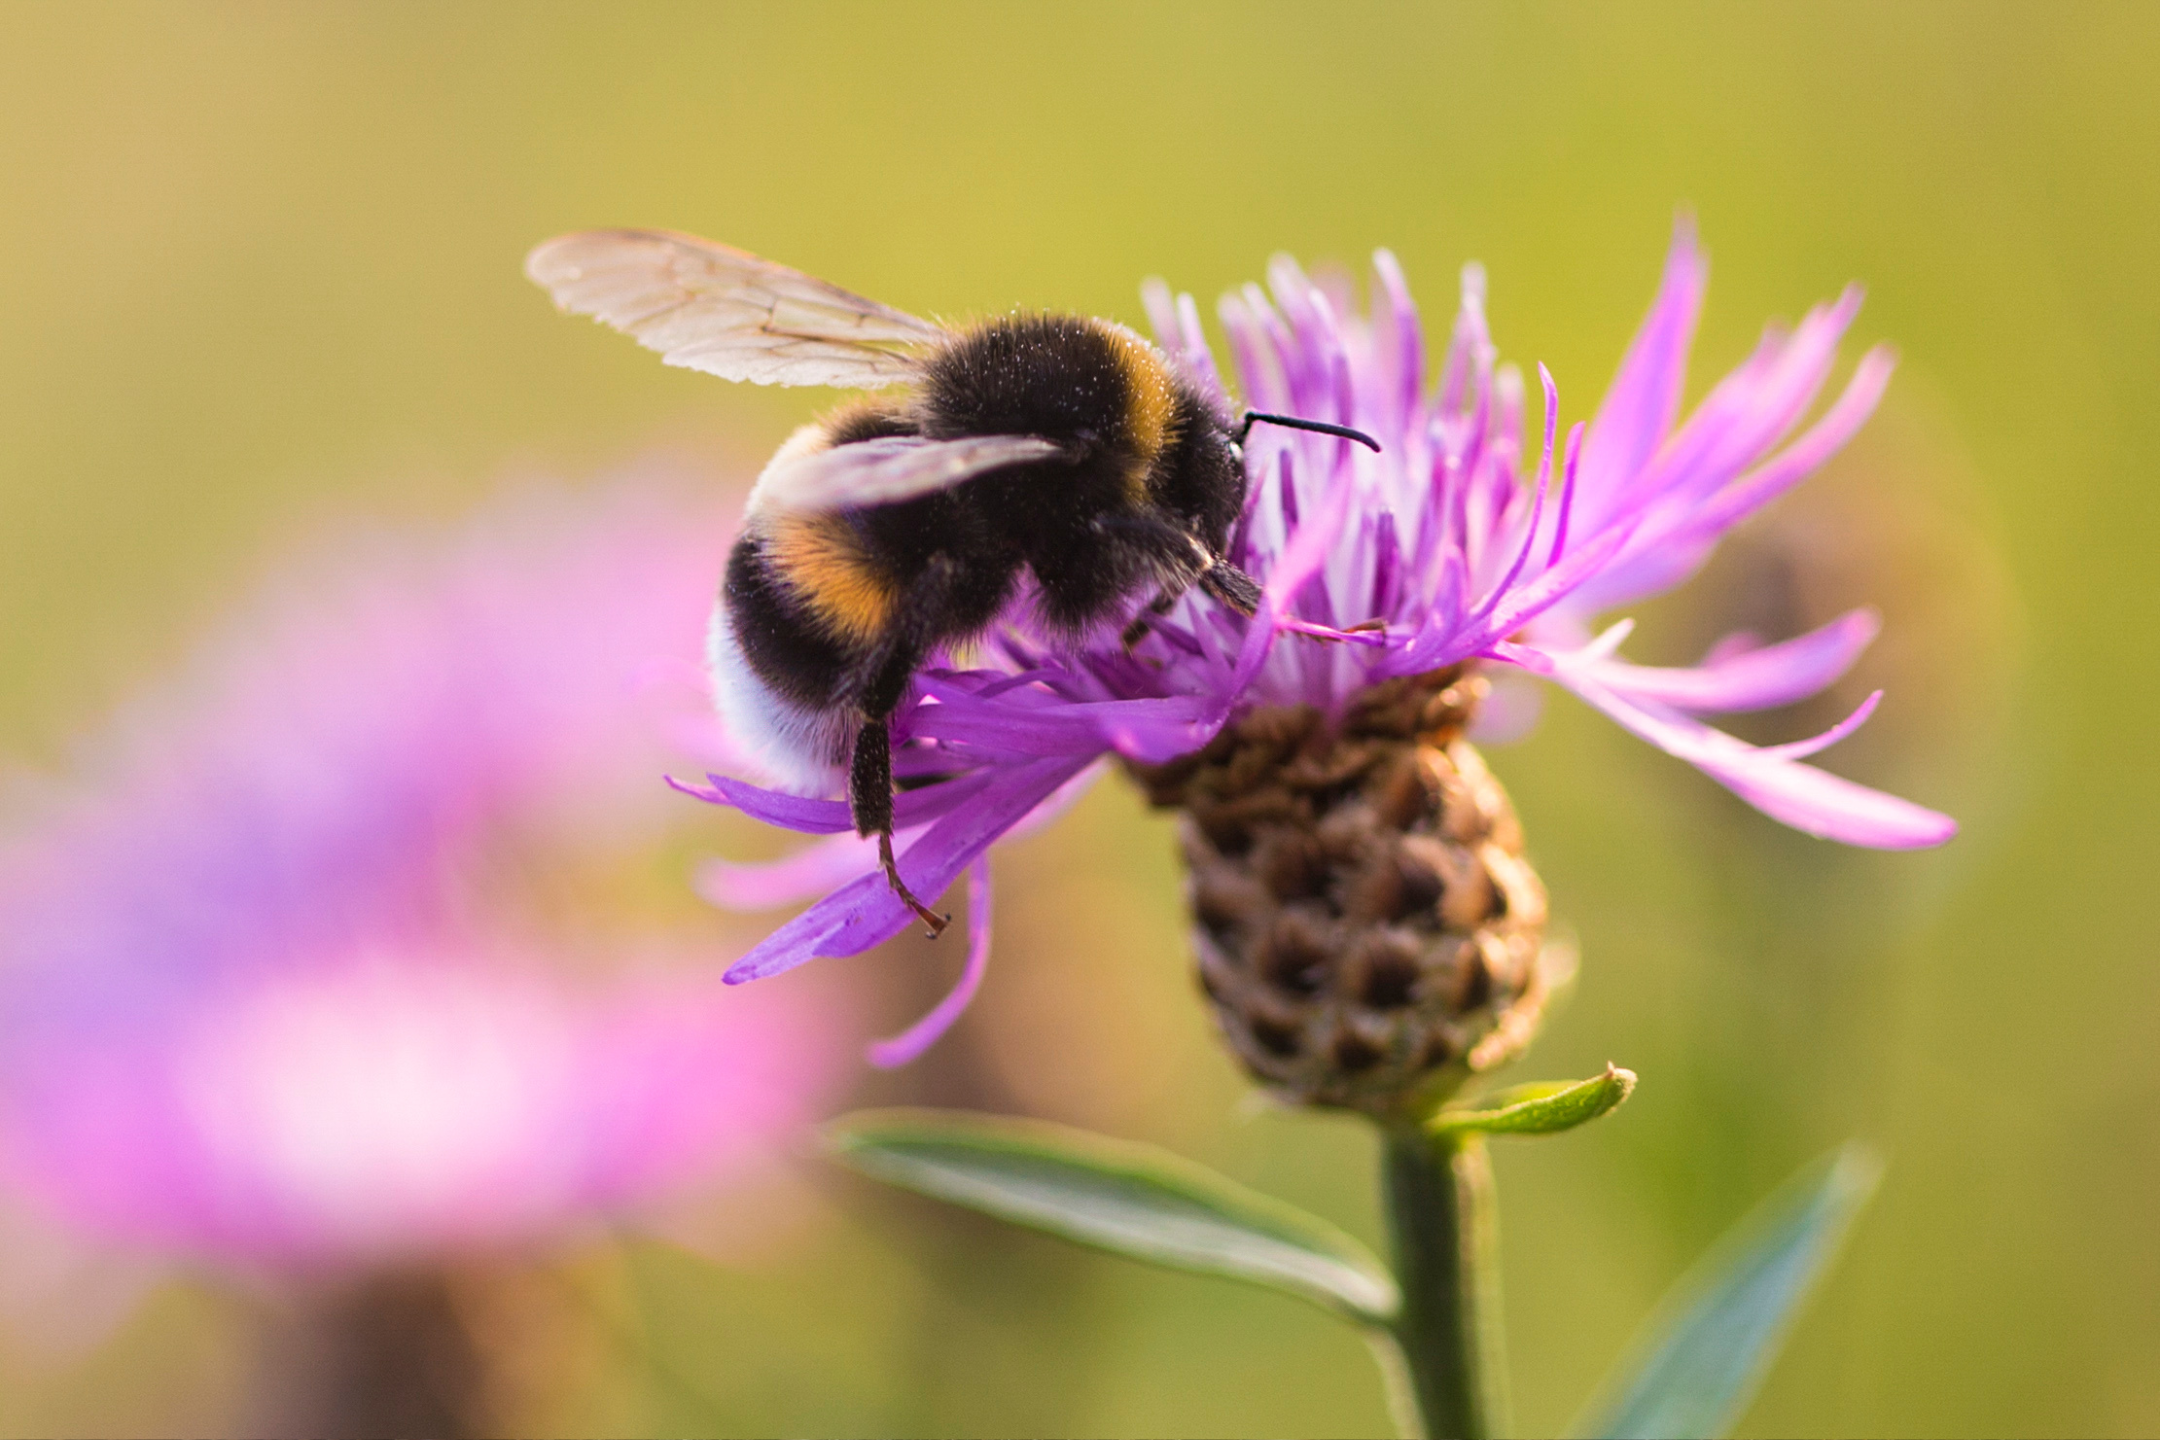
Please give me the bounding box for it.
[1237,411,1382,453]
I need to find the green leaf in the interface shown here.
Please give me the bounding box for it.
[1571,1144,1883,1440]
[825,1107,1399,1326]
[1428,1065,1638,1139]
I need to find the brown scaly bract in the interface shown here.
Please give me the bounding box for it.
[1130,668,1552,1114]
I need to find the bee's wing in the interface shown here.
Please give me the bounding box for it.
[753,434,1067,514]
[525,229,947,388]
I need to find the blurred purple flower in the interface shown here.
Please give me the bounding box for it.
[688,222,1955,1059]
[0,482,841,1269]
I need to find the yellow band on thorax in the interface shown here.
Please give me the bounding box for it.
[1095,320,1177,500]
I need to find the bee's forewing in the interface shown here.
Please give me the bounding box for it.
[525,229,947,388]
[750,434,1066,514]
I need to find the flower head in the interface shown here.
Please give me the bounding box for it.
[688,222,1955,1067]
[0,482,841,1268]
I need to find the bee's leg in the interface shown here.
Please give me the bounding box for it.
[850,559,969,939]
[1198,560,1264,617]
[849,714,949,939]
[1120,588,1186,649]
[1094,518,1264,638]
[1193,558,1378,641]
[1158,526,1263,618]
[1123,563,1261,645]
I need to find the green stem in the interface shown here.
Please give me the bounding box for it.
[1379,1127,1510,1439]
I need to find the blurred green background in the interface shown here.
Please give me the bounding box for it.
[0,2,2149,1435]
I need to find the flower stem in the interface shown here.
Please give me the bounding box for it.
[1379,1127,1510,1439]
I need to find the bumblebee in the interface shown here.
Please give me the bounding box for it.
[527,230,1375,935]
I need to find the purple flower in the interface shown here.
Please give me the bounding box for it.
[688,222,1955,1060]
[0,482,843,1269]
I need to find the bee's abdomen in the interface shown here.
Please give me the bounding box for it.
[723,528,863,708]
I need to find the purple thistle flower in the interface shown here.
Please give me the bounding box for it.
[0,482,844,1269]
[688,222,1955,1062]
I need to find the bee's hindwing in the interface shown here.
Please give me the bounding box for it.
[749,433,1067,515]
